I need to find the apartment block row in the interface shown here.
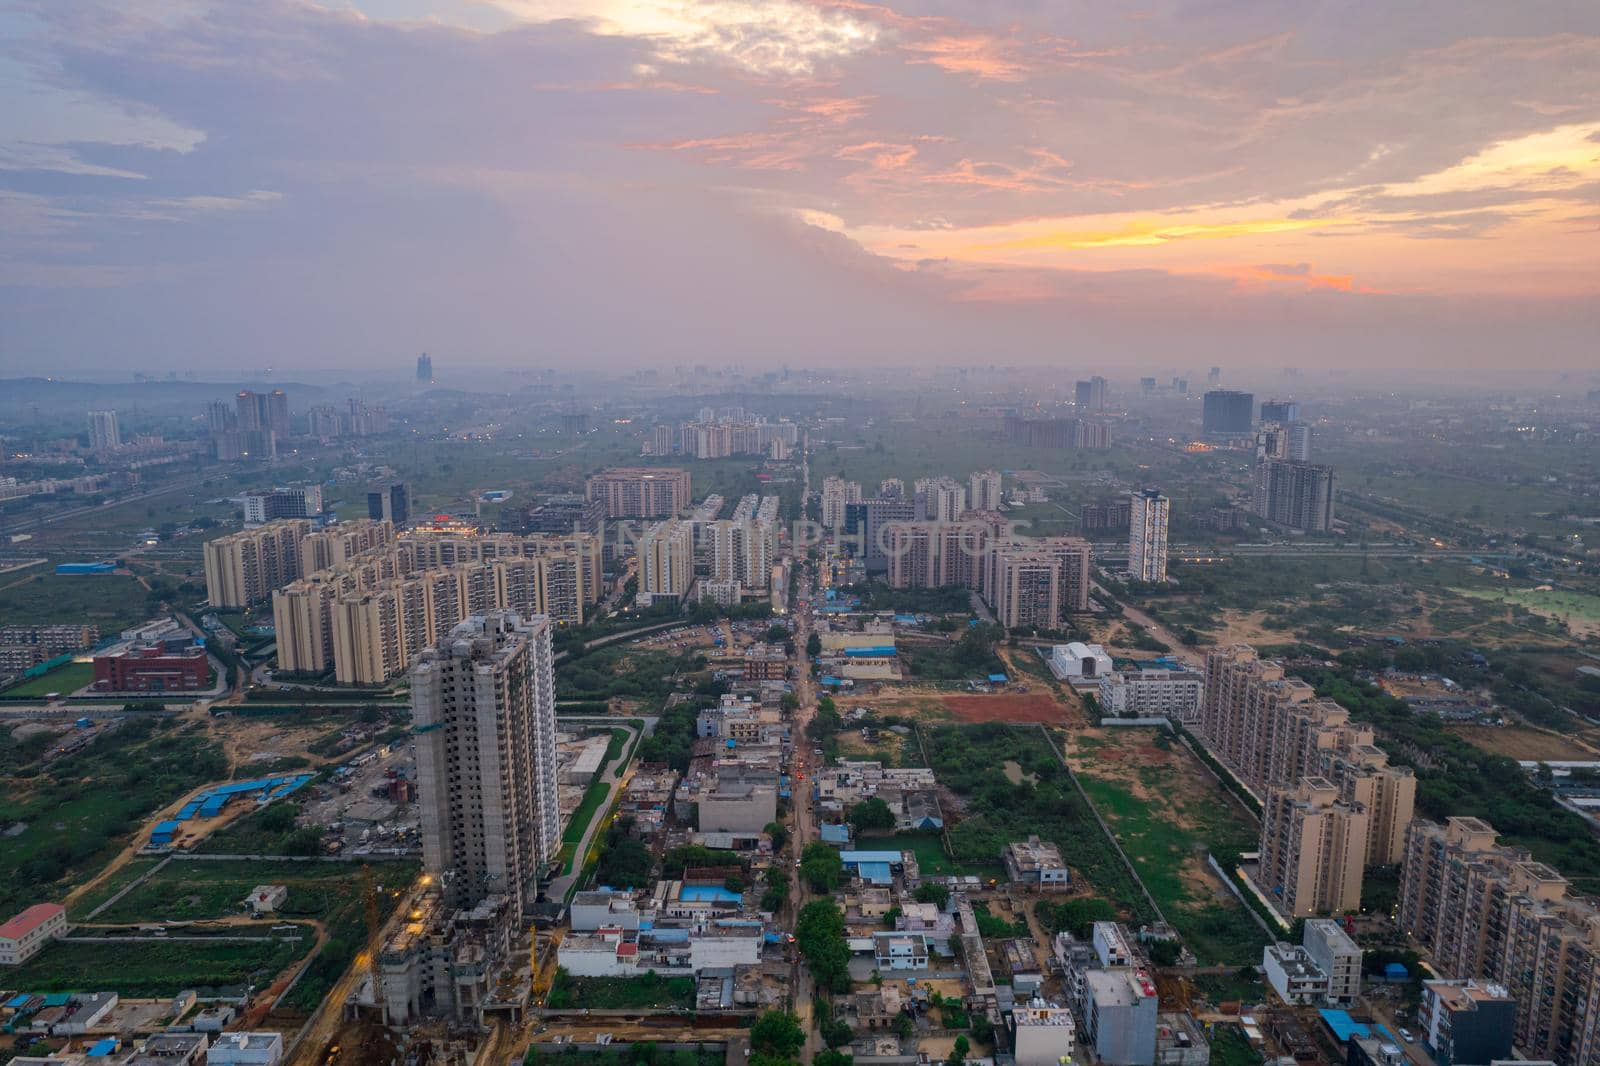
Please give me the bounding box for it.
[1202,644,1415,916]
[1398,816,1600,1066]
[881,519,1093,628]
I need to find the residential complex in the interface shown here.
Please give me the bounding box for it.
[585,467,691,518]
[637,519,694,604]
[987,537,1093,629]
[1252,458,1336,532]
[86,410,121,452]
[242,486,323,525]
[1259,777,1368,916]
[202,520,311,608]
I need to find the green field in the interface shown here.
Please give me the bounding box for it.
[561,729,633,846]
[547,970,695,1010]
[83,857,417,1010]
[0,572,154,634]
[0,718,228,919]
[1454,586,1600,632]
[873,829,1003,881]
[3,935,307,997]
[1,661,95,698]
[1071,729,1267,965]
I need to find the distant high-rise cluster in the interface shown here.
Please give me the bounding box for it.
[1127,489,1169,583]
[967,469,1003,513]
[643,409,799,460]
[205,388,291,461]
[636,519,694,605]
[1074,375,1108,411]
[306,397,389,441]
[820,476,863,531]
[1003,414,1112,450]
[416,352,433,383]
[367,481,410,526]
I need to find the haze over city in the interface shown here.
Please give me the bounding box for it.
[3,0,1599,375]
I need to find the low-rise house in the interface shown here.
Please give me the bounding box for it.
[1263,944,1328,1006]
[242,885,287,916]
[1013,1002,1077,1066]
[873,931,929,971]
[0,903,70,965]
[206,1033,283,1066]
[1004,836,1070,889]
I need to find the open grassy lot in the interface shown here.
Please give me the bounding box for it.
[1067,727,1267,965]
[0,717,227,919]
[880,829,1002,881]
[920,723,1156,922]
[561,729,632,846]
[3,935,308,997]
[547,970,695,1010]
[2,661,95,698]
[87,856,417,1011]
[0,572,154,634]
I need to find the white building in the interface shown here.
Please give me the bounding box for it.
[1049,642,1115,682]
[1302,918,1362,1006]
[1099,668,1204,722]
[206,1033,284,1066]
[241,885,287,916]
[1128,490,1170,583]
[969,470,1004,513]
[242,486,323,525]
[1262,943,1329,1005]
[1013,1003,1077,1066]
[569,892,641,932]
[820,477,862,532]
[874,931,930,971]
[0,904,69,966]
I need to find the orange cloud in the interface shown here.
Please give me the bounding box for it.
[902,34,1029,81]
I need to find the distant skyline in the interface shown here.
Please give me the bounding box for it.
[1,1,1598,374]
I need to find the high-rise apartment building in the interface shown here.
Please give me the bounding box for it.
[985,537,1092,629]
[1259,399,1301,425]
[203,520,311,608]
[968,470,1003,513]
[243,486,323,526]
[236,390,290,439]
[368,481,410,527]
[1252,459,1335,532]
[708,518,775,593]
[586,468,691,519]
[1398,816,1600,1066]
[416,353,433,383]
[637,520,693,604]
[86,410,121,452]
[411,611,560,923]
[885,519,994,590]
[1202,389,1254,435]
[920,477,967,523]
[820,477,863,531]
[844,496,920,573]
[1258,777,1369,916]
[1075,376,1108,411]
[1127,490,1169,583]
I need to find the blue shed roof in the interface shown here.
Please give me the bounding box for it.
[840,850,902,864]
[820,824,851,843]
[856,862,893,883]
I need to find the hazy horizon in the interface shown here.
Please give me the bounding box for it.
[2,0,1598,375]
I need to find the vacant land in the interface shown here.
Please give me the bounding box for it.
[1454,586,1600,639]
[1447,725,1599,762]
[1,661,95,698]
[547,970,694,1010]
[943,693,1069,724]
[3,934,308,997]
[86,856,417,1011]
[1067,727,1267,965]
[875,828,1003,881]
[0,717,227,918]
[0,572,154,634]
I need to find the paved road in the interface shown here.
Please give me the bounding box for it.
[546,722,643,902]
[1095,581,1203,669]
[787,568,825,1063]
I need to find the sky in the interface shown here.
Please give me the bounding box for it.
[0,0,1597,377]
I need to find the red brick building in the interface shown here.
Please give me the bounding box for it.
[93,641,210,693]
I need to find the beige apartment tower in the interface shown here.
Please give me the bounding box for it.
[203,519,311,608]
[411,612,560,923]
[1258,777,1369,916]
[637,520,693,604]
[585,467,691,518]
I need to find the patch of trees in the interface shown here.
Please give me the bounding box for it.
[800,841,843,892]
[1035,897,1117,938]
[846,797,895,832]
[796,899,852,993]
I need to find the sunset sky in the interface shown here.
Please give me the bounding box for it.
[2,0,1597,375]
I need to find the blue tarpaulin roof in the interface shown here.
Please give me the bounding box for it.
[856,862,893,883]
[1384,962,1408,979]
[1319,1010,1398,1045]
[820,824,851,843]
[988,673,1008,682]
[4,994,30,1009]
[88,1039,119,1056]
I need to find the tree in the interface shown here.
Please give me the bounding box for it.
[765,820,789,851]
[814,1052,854,1066]
[801,841,844,892]
[751,1011,805,1058]
[914,882,950,909]
[894,1013,915,1040]
[796,900,853,993]
[882,906,902,929]
[949,1035,970,1065]
[847,796,896,832]
[806,632,822,658]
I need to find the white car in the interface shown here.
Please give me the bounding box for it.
[1398,1029,1414,1044]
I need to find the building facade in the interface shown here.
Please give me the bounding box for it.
[1128,489,1170,583]
[585,468,691,518]
[411,612,560,922]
